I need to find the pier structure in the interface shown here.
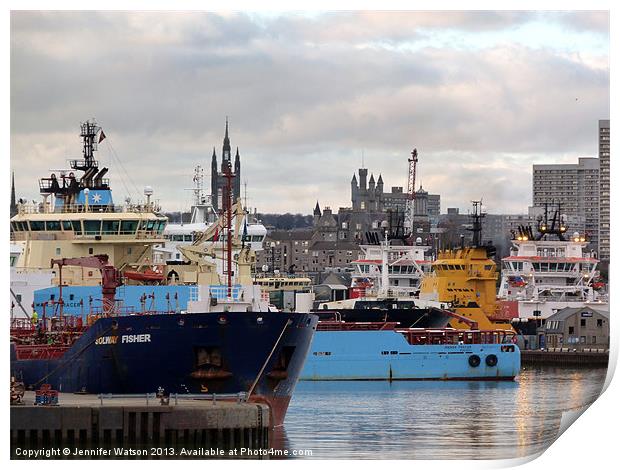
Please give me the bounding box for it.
[11,392,270,459]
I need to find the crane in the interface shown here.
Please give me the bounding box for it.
[405,148,418,238]
[50,254,122,316]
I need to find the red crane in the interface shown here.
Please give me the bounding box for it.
[50,254,122,316]
[405,148,419,236]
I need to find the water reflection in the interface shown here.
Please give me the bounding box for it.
[281,366,606,459]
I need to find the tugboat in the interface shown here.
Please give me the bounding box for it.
[10,158,318,427]
[301,201,520,381]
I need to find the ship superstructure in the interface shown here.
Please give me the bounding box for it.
[10,120,167,316]
[497,203,608,320]
[350,240,432,298]
[418,201,515,331]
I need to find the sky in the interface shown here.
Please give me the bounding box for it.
[10,10,610,215]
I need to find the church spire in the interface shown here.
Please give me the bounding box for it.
[10,171,17,217]
[314,201,321,216]
[222,117,231,165]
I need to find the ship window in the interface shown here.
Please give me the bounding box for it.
[18,222,28,231]
[83,220,101,235]
[71,220,82,234]
[30,221,44,231]
[10,222,17,231]
[45,220,61,231]
[88,248,94,255]
[62,221,73,231]
[184,235,192,242]
[121,220,138,234]
[146,220,156,231]
[55,248,61,255]
[102,220,119,234]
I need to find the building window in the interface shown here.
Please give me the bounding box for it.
[580,336,586,344]
[592,336,597,344]
[568,326,574,334]
[580,319,586,327]
[597,319,603,327]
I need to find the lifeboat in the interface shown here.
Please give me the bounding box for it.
[123,269,164,283]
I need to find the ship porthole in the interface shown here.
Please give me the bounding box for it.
[468,354,481,367]
[485,354,498,367]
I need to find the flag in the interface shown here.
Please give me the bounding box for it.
[213,227,219,241]
[98,130,107,143]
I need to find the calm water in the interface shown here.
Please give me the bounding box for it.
[277,366,607,459]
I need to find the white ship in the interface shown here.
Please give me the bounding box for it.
[349,236,432,298]
[10,120,167,317]
[497,204,608,321]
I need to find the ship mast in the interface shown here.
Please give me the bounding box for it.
[222,161,235,295]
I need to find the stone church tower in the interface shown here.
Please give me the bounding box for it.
[211,119,241,211]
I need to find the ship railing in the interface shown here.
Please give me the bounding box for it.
[16,202,162,215]
[69,159,100,169]
[364,287,419,298]
[13,345,70,361]
[97,392,248,406]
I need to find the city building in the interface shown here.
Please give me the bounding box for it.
[211,119,241,212]
[540,307,609,351]
[598,119,610,263]
[532,157,599,252]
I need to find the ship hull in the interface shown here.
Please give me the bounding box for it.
[317,306,452,328]
[301,330,520,381]
[11,312,318,427]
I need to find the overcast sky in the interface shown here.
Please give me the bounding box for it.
[10,11,609,214]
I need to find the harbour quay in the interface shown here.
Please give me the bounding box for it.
[521,349,609,367]
[11,392,271,459]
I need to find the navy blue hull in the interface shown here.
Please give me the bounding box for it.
[11,312,318,426]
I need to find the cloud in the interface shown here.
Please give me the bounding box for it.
[10,11,609,214]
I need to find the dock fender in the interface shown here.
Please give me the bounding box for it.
[468,354,481,367]
[485,354,498,367]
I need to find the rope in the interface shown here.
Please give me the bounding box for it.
[102,140,141,201]
[247,319,291,397]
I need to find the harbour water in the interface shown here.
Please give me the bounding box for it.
[278,366,608,459]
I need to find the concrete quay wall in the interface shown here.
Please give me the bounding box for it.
[11,392,270,459]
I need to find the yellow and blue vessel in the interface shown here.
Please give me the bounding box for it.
[300,201,520,381]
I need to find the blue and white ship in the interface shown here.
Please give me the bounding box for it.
[300,234,521,381]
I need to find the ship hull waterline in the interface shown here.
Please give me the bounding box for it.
[301,330,520,381]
